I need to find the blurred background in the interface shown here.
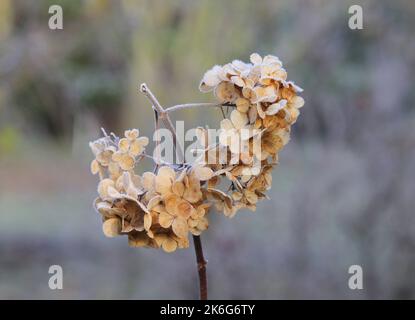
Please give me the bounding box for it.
[1,0,415,299]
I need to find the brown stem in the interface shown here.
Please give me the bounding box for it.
[139,83,208,300]
[193,235,208,300]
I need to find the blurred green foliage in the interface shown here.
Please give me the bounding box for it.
[0,126,19,154]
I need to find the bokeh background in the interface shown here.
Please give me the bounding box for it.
[1,0,415,299]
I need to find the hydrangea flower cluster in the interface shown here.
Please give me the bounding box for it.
[89,53,304,252]
[198,53,304,215]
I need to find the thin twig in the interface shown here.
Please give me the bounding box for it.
[139,83,184,163]
[165,103,221,113]
[165,102,236,113]
[152,109,161,172]
[220,106,226,119]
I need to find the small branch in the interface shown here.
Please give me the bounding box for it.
[193,235,208,300]
[152,109,161,171]
[165,102,236,113]
[166,103,221,113]
[139,83,184,163]
[139,83,165,114]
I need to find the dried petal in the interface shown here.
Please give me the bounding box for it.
[230,110,248,130]
[102,218,121,237]
[90,159,100,175]
[159,211,174,228]
[193,165,214,181]
[172,218,188,238]
[162,237,178,253]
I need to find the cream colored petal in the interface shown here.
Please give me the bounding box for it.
[90,159,100,175]
[242,86,257,102]
[256,103,266,119]
[277,129,290,145]
[119,154,135,171]
[183,186,203,204]
[125,129,139,141]
[127,184,141,199]
[291,96,305,108]
[147,195,162,210]
[108,162,121,179]
[158,166,176,180]
[199,81,214,93]
[248,104,258,123]
[164,194,179,216]
[230,110,248,129]
[178,199,196,219]
[162,237,178,253]
[200,65,223,88]
[129,140,144,156]
[89,140,105,155]
[236,98,250,113]
[250,164,261,176]
[223,63,238,76]
[245,190,258,204]
[263,55,282,65]
[97,179,115,199]
[144,213,152,231]
[254,85,278,103]
[188,218,198,228]
[266,99,287,115]
[153,233,167,247]
[240,151,253,165]
[128,232,149,247]
[137,136,149,146]
[121,171,133,189]
[286,81,303,93]
[196,217,208,231]
[215,82,238,103]
[230,76,245,87]
[172,218,188,239]
[96,150,113,166]
[232,191,243,201]
[250,53,262,65]
[111,151,122,163]
[118,138,130,153]
[107,186,122,199]
[232,59,250,72]
[102,218,121,237]
[142,172,156,191]
[155,166,175,195]
[193,165,213,181]
[172,181,185,197]
[159,211,174,228]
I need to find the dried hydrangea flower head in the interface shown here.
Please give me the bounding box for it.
[90,130,214,252]
[90,53,304,254]
[198,53,304,215]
